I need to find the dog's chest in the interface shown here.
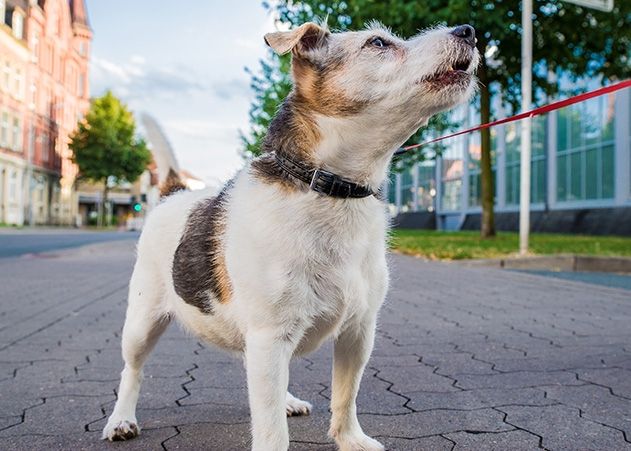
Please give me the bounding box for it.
[254,191,385,315]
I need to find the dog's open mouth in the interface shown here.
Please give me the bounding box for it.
[450,58,472,73]
[419,56,474,87]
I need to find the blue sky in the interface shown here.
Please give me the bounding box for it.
[86,1,277,185]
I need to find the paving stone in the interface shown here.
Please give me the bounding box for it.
[498,404,630,450]
[545,384,631,438]
[380,435,452,451]
[2,239,631,450]
[164,422,252,450]
[575,367,631,399]
[407,387,555,411]
[420,351,498,376]
[455,370,582,390]
[358,408,513,438]
[446,429,541,450]
[375,363,460,394]
[1,428,176,451]
[0,394,114,437]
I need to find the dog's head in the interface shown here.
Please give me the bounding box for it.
[264,21,479,182]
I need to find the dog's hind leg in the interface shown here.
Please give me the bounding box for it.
[102,259,170,441]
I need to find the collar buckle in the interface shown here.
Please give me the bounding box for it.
[309,169,337,196]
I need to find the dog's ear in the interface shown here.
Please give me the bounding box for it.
[264,22,329,56]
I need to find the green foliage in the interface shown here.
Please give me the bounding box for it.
[241,53,293,158]
[273,0,631,111]
[391,229,631,260]
[69,91,151,187]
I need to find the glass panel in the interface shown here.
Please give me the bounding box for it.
[401,186,414,211]
[601,144,614,199]
[570,109,582,150]
[585,147,598,200]
[441,180,462,211]
[531,159,546,204]
[570,152,582,200]
[505,124,519,163]
[469,173,480,207]
[417,163,436,211]
[583,98,601,147]
[557,110,568,151]
[557,154,567,201]
[532,116,546,157]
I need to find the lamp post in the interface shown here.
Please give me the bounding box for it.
[519,0,533,255]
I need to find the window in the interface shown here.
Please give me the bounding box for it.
[441,138,464,211]
[30,83,36,109]
[468,129,498,207]
[13,68,23,99]
[556,94,615,202]
[41,133,49,163]
[11,117,21,151]
[504,115,546,205]
[0,111,8,147]
[2,61,10,92]
[399,165,414,212]
[417,162,437,212]
[12,11,24,40]
[8,171,17,201]
[32,31,40,62]
[78,73,85,96]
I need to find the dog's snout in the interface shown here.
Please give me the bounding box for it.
[450,24,476,47]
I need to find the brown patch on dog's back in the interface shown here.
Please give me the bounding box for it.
[172,183,233,313]
[160,169,187,198]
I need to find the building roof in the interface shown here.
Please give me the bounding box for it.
[68,0,90,29]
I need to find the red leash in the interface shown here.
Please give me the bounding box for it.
[395,79,631,156]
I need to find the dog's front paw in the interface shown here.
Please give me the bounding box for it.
[102,419,140,441]
[285,392,312,416]
[332,432,384,451]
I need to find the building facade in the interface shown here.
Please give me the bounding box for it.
[389,84,631,235]
[0,0,91,225]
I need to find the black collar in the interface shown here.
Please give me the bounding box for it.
[273,152,375,199]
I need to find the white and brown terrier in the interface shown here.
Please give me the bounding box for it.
[103,21,479,451]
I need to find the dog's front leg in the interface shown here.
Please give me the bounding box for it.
[245,329,296,451]
[329,316,384,451]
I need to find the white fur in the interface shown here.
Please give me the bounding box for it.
[103,23,478,451]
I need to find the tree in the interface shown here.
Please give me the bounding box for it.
[241,52,293,158]
[264,0,631,238]
[69,91,152,226]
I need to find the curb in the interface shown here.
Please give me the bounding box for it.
[458,254,631,274]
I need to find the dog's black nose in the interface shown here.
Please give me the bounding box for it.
[451,24,476,47]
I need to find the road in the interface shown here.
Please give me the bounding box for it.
[0,229,140,258]
[0,239,630,450]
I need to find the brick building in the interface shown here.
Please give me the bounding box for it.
[0,0,91,225]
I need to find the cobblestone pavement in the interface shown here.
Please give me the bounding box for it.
[1,241,630,450]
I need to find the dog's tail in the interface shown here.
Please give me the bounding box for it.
[160,168,187,198]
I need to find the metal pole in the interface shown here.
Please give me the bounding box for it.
[519,0,533,255]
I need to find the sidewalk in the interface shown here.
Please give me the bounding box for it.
[0,241,630,450]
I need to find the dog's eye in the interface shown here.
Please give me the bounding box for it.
[369,37,388,48]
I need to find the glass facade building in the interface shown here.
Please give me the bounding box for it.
[388,86,631,231]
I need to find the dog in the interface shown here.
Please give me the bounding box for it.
[102,21,479,451]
